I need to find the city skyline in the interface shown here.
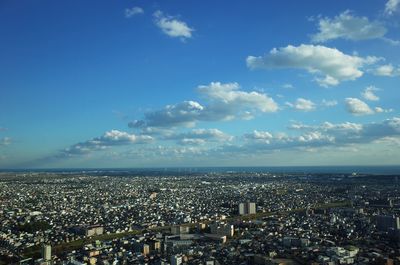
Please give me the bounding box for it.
[1,0,400,168]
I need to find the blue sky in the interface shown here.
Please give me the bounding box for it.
[1,0,400,168]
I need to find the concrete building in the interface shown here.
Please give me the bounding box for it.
[238,202,256,215]
[85,225,104,237]
[42,244,51,261]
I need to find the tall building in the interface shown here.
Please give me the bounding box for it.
[42,244,51,261]
[238,202,256,215]
[238,203,246,215]
[248,202,256,214]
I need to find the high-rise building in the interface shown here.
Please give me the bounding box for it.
[238,202,256,215]
[42,244,51,261]
[248,202,256,214]
[238,203,246,215]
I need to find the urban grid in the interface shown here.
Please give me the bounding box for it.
[0,170,399,265]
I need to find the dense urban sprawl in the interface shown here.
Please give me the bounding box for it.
[0,171,399,265]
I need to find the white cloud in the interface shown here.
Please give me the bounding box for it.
[361,86,380,101]
[295,98,316,111]
[244,130,273,143]
[296,117,400,142]
[224,117,400,154]
[286,98,316,111]
[345,98,374,115]
[129,101,204,128]
[316,75,340,87]
[62,130,153,156]
[198,82,278,113]
[385,0,400,15]
[165,128,233,145]
[125,7,144,18]
[372,64,400,76]
[290,121,363,135]
[179,138,207,145]
[129,82,278,129]
[320,121,364,135]
[311,11,387,42]
[153,10,194,40]
[242,130,334,151]
[246,44,380,87]
[375,107,393,113]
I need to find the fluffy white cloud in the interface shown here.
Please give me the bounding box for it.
[385,0,400,15]
[320,121,364,135]
[246,44,379,87]
[244,130,273,143]
[153,10,194,40]
[125,7,144,18]
[311,11,387,42]
[345,98,374,115]
[226,117,400,154]
[297,118,400,143]
[286,98,316,112]
[361,86,380,101]
[198,82,278,113]
[62,130,153,156]
[129,101,204,128]
[372,64,400,76]
[129,82,278,129]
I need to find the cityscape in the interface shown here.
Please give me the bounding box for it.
[1,0,400,264]
[0,169,399,264]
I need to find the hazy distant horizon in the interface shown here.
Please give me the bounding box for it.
[2,165,400,175]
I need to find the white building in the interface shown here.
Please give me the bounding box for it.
[238,202,256,215]
[42,244,51,261]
